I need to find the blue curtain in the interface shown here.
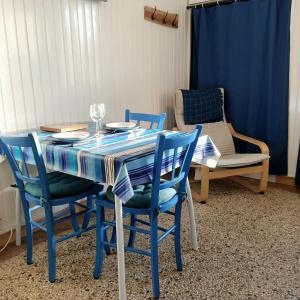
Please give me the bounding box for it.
[190,0,291,175]
[296,147,300,186]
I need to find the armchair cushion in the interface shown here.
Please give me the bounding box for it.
[181,88,223,124]
[174,89,236,156]
[217,153,270,168]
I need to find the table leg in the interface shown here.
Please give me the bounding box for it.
[15,161,23,246]
[15,190,21,246]
[185,179,199,250]
[115,196,127,300]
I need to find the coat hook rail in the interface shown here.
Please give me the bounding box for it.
[144,6,179,29]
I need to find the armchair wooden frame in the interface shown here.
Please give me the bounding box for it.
[173,123,270,202]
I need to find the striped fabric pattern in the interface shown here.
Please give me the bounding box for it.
[9,129,220,204]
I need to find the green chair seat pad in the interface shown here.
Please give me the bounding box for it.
[106,183,177,208]
[25,171,95,198]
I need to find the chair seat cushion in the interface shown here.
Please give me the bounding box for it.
[217,153,270,168]
[106,184,177,209]
[25,171,95,198]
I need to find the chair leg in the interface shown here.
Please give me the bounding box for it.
[174,201,183,271]
[259,160,269,193]
[21,198,33,265]
[110,227,116,245]
[82,196,93,229]
[110,212,117,245]
[150,213,160,299]
[200,165,210,201]
[93,207,112,255]
[103,229,111,255]
[93,205,105,279]
[45,206,56,283]
[127,214,136,247]
[69,202,81,237]
[101,207,111,255]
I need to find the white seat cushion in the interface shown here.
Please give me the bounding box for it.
[217,153,270,168]
[174,89,236,156]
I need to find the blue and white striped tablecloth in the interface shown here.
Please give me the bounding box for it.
[4,129,220,204]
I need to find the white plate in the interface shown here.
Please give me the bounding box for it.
[52,131,90,141]
[105,122,137,129]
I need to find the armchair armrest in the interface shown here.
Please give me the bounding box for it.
[227,123,269,155]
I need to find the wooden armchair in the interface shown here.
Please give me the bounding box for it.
[173,89,270,201]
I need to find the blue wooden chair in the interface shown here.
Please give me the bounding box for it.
[125,109,166,130]
[93,124,202,299]
[0,133,103,282]
[107,109,168,243]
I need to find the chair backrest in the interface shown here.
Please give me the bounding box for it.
[150,124,202,209]
[174,89,236,156]
[125,109,166,130]
[0,133,50,199]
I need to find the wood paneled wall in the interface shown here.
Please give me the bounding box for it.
[0,0,189,132]
[0,0,190,234]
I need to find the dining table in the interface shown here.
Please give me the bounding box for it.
[0,126,220,300]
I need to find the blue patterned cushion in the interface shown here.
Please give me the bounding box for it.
[25,171,95,198]
[106,184,177,208]
[181,88,223,125]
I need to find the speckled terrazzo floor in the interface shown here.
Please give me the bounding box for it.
[0,180,299,300]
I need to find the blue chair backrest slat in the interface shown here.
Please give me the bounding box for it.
[16,172,41,185]
[171,147,179,180]
[0,133,51,199]
[159,173,185,190]
[0,135,34,147]
[150,124,202,209]
[161,133,198,150]
[125,109,166,130]
[19,146,30,177]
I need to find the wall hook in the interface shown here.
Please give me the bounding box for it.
[151,6,157,20]
[144,6,179,29]
[163,11,169,24]
[172,14,178,27]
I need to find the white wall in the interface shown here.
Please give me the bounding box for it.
[288,0,300,178]
[0,0,190,234]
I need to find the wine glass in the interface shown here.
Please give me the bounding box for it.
[89,103,106,135]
